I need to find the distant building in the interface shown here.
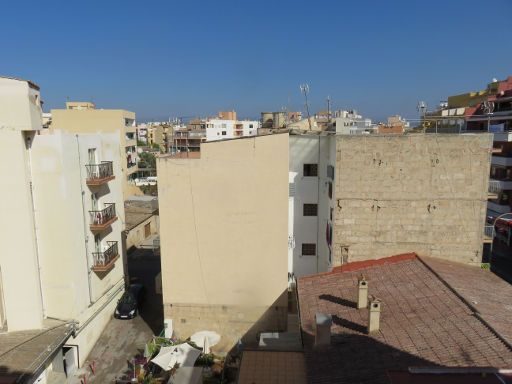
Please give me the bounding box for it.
[50,101,140,198]
[261,111,302,129]
[329,109,376,134]
[170,111,259,153]
[376,115,409,134]
[0,77,126,382]
[424,76,512,249]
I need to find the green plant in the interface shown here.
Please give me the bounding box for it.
[481,263,490,270]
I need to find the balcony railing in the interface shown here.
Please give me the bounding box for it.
[92,241,119,272]
[89,203,117,231]
[483,225,494,244]
[85,162,114,186]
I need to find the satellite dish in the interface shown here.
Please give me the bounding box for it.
[492,78,498,83]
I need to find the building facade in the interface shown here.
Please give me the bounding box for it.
[423,76,512,249]
[171,112,260,154]
[0,77,125,381]
[157,134,289,352]
[50,102,140,198]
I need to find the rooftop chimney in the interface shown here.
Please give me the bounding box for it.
[367,297,381,334]
[314,312,332,347]
[357,275,368,309]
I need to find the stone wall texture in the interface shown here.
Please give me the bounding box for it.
[333,134,493,266]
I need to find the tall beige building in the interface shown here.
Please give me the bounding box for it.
[50,101,140,198]
[0,77,125,382]
[157,134,290,352]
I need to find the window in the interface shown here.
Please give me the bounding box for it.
[221,124,227,129]
[303,203,318,216]
[328,182,333,199]
[303,164,318,177]
[88,148,97,165]
[249,124,253,128]
[302,243,316,256]
[222,131,227,136]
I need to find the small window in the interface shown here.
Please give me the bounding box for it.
[328,182,333,199]
[249,124,253,128]
[303,164,318,177]
[221,124,227,129]
[303,204,318,216]
[330,207,333,221]
[302,243,316,256]
[222,131,227,136]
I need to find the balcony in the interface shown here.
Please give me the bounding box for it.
[85,162,115,186]
[488,179,501,199]
[89,203,117,232]
[483,225,494,244]
[92,241,119,272]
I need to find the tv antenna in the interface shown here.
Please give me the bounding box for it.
[300,84,312,130]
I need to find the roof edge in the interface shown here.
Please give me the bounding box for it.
[299,252,418,281]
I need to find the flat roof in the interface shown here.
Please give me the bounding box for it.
[0,320,73,383]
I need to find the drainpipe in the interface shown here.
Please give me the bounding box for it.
[76,135,94,305]
[25,131,47,318]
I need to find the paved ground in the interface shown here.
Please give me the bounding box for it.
[73,248,163,383]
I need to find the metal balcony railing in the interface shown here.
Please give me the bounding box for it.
[92,241,119,271]
[85,162,114,183]
[89,203,116,228]
[488,179,502,194]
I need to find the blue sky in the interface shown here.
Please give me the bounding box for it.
[1,0,511,122]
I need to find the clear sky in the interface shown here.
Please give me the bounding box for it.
[1,0,511,122]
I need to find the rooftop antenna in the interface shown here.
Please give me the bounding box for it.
[327,95,331,122]
[300,84,312,130]
[417,101,427,118]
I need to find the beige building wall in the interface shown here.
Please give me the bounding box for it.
[50,106,140,199]
[29,130,125,363]
[157,134,289,352]
[126,215,159,250]
[332,134,492,266]
[0,77,45,331]
[0,129,45,331]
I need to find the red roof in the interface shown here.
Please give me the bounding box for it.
[297,254,512,384]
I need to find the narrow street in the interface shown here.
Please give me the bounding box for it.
[73,248,163,383]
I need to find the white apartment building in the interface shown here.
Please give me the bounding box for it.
[205,118,259,141]
[288,134,336,277]
[331,109,376,135]
[0,77,125,382]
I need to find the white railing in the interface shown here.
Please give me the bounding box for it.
[484,225,494,239]
[488,179,502,194]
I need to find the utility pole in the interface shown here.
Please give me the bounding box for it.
[327,96,331,122]
[300,84,312,130]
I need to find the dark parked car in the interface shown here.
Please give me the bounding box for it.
[114,284,145,319]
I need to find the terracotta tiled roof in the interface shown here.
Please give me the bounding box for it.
[238,350,307,384]
[297,254,512,384]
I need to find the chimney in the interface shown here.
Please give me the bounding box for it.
[367,297,381,333]
[314,312,332,347]
[357,275,368,309]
